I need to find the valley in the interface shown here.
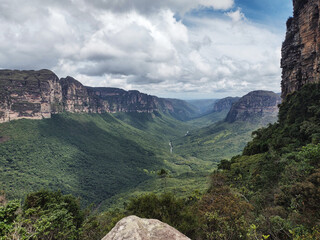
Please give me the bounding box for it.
[0,71,280,210]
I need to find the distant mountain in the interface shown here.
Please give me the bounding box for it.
[0,70,197,123]
[212,97,240,113]
[225,90,281,123]
[174,90,280,163]
[185,99,217,115]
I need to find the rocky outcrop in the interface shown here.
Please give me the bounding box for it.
[0,69,62,123]
[212,97,240,112]
[0,69,197,123]
[281,0,320,98]
[101,215,190,240]
[225,91,281,123]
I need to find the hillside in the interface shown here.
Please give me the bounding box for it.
[0,111,208,206]
[174,90,279,164]
[217,83,320,238]
[187,96,240,128]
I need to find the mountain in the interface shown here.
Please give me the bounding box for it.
[212,97,240,113]
[186,96,240,128]
[212,1,320,238]
[0,70,197,123]
[185,99,218,115]
[225,90,281,123]
[281,0,320,98]
[174,90,279,163]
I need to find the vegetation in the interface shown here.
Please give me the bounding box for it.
[0,190,83,240]
[214,83,320,239]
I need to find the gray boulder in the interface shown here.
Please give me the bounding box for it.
[101,215,190,240]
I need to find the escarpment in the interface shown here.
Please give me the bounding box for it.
[212,97,240,112]
[0,69,194,123]
[0,70,62,123]
[281,0,320,98]
[225,91,281,123]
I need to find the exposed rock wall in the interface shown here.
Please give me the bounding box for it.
[212,97,240,112]
[225,91,281,123]
[0,70,62,123]
[281,0,320,98]
[101,215,190,240]
[0,69,195,123]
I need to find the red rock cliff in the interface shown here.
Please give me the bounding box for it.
[281,0,320,98]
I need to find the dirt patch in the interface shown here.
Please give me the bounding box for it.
[0,136,10,143]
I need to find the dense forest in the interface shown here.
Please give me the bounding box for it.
[2,83,320,239]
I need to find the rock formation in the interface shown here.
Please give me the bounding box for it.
[225,91,281,123]
[0,70,62,123]
[0,69,196,123]
[212,97,240,112]
[281,0,320,98]
[101,215,190,240]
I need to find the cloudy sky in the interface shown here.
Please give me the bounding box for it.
[0,0,292,99]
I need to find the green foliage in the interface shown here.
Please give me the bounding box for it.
[126,192,199,238]
[218,83,320,239]
[0,190,84,240]
[0,199,20,238]
[81,210,125,240]
[0,112,204,207]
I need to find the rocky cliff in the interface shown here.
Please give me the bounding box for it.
[212,97,240,112]
[0,70,62,123]
[0,69,196,123]
[101,216,190,240]
[225,91,281,123]
[281,0,320,98]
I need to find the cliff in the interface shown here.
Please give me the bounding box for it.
[212,97,240,112]
[281,0,320,98]
[225,90,281,123]
[0,70,62,123]
[0,70,196,123]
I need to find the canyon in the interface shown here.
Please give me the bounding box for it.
[0,70,195,123]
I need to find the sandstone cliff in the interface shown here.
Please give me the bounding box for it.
[0,70,62,123]
[212,97,240,112]
[225,91,281,123]
[281,0,320,98]
[101,215,190,240]
[0,70,196,123]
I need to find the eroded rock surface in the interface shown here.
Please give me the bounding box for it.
[281,0,320,98]
[101,215,190,240]
[225,90,281,123]
[0,69,197,123]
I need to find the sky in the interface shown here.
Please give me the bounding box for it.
[0,0,293,99]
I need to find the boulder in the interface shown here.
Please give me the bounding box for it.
[101,215,190,240]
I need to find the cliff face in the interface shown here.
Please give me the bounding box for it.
[225,91,281,123]
[212,97,240,112]
[0,70,195,123]
[281,0,320,98]
[0,70,62,123]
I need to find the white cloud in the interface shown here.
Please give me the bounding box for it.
[226,8,246,22]
[0,0,284,99]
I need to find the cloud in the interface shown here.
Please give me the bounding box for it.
[0,0,284,99]
[226,8,246,22]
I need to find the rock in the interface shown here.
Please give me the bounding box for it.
[225,90,281,123]
[0,69,62,123]
[212,97,240,112]
[0,69,197,123]
[101,215,190,240]
[281,0,320,98]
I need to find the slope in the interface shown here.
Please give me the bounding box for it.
[0,111,212,208]
[216,83,320,238]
